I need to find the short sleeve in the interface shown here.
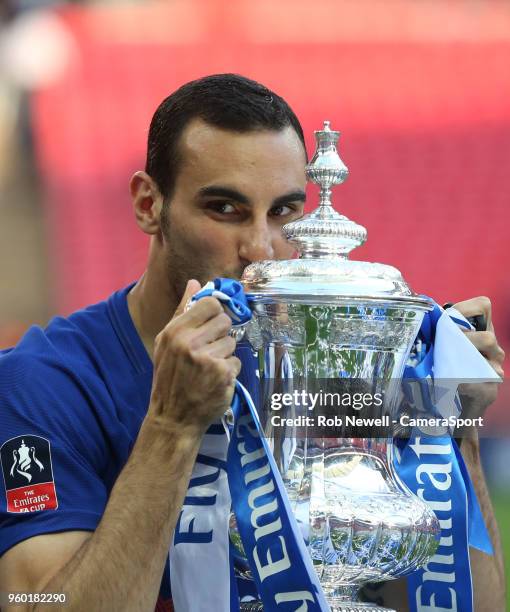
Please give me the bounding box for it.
[0,349,109,557]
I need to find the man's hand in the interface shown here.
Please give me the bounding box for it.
[452,296,505,419]
[448,297,507,609]
[0,280,242,612]
[148,279,241,437]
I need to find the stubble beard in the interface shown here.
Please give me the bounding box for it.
[161,211,245,303]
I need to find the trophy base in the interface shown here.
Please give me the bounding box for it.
[240,602,395,612]
[324,600,395,612]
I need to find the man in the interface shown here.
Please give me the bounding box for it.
[0,74,505,611]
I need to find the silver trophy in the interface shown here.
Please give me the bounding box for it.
[232,122,440,611]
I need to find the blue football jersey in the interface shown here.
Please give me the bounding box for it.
[0,283,258,608]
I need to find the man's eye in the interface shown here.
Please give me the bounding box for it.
[207,202,237,214]
[270,205,299,217]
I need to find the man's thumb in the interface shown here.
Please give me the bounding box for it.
[174,279,202,317]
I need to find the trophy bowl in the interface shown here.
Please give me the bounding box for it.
[230,122,440,612]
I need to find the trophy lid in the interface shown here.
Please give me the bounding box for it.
[241,121,432,310]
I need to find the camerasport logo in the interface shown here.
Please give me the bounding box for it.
[0,435,58,513]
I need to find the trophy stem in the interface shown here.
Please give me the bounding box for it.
[239,591,395,612]
[322,585,395,612]
[319,186,332,208]
[325,599,395,612]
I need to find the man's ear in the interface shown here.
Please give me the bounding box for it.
[130,171,165,235]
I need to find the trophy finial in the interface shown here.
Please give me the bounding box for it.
[283,121,366,258]
[305,120,348,203]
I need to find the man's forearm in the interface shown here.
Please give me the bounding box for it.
[459,428,506,610]
[35,417,201,612]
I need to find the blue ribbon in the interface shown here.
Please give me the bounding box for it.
[193,278,329,611]
[229,382,329,611]
[191,278,253,324]
[397,302,492,612]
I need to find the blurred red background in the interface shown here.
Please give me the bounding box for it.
[27,0,510,421]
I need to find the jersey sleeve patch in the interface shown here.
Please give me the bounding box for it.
[1,435,58,513]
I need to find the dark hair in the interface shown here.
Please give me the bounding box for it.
[145,73,306,199]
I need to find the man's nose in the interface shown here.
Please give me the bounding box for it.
[238,220,275,263]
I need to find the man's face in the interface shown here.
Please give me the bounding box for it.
[161,119,307,297]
